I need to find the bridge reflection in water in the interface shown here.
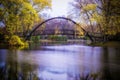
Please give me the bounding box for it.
[0,45,120,80]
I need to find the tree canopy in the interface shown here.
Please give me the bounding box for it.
[0,0,51,36]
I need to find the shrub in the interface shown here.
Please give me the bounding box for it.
[48,35,67,41]
[31,36,40,43]
[9,35,26,46]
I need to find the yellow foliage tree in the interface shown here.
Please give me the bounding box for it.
[0,0,51,36]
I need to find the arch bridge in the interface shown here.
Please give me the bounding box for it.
[25,17,95,42]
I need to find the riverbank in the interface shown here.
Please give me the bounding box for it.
[38,39,91,45]
[90,41,120,47]
[0,43,28,49]
[38,40,120,47]
[1,39,120,49]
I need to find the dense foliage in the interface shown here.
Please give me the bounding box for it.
[31,36,40,43]
[0,0,51,45]
[48,35,67,41]
[9,35,27,46]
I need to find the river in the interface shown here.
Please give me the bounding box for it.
[0,43,120,80]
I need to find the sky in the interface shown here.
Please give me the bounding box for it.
[50,0,73,17]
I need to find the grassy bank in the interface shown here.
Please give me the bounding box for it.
[90,41,120,47]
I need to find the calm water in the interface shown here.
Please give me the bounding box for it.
[0,43,120,80]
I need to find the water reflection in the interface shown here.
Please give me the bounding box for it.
[0,45,120,80]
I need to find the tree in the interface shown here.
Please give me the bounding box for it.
[69,0,120,41]
[101,0,120,35]
[69,0,99,33]
[31,0,51,12]
[0,0,51,37]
